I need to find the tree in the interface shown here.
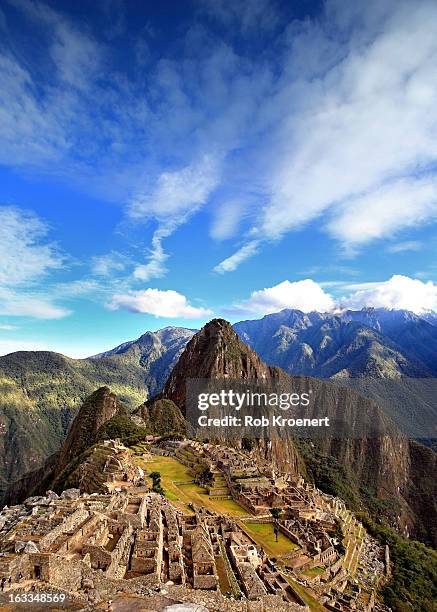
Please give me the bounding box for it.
[269,508,281,542]
[149,471,164,495]
[196,466,214,487]
[274,525,279,542]
[270,507,281,520]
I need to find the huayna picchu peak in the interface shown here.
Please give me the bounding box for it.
[161,318,276,414]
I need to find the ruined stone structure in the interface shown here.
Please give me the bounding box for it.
[0,439,387,610]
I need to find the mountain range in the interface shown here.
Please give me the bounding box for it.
[0,307,435,500]
[7,317,436,549]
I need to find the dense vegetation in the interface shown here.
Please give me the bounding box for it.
[135,398,186,436]
[295,439,402,521]
[0,351,147,495]
[96,414,149,446]
[149,471,164,495]
[360,516,437,612]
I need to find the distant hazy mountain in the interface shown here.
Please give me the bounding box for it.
[4,316,437,546]
[233,308,437,439]
[340,308,437,374]
[91,326,195,396]
[233,308,437,377]
[422,311,437,326]
[150,318,437,546]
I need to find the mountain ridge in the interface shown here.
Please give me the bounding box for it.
[1,307,436,499]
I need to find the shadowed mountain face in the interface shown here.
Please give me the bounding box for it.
[162,318,276,414]
[422,311,437,326]
[57,386,127,473]
[91,327,195,396]
[1,309,436,520]
[233,308,437,439]
[157,319,436,546]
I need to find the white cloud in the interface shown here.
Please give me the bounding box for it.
[91,252,127,277]
[128,156,221,281]
[0,206,69,319]
[0,287,70,319]
[326,177,437,247]
[128,156,220,221]
[229,275,437,317]
[0,206,63,286]
[230,279,335,315]
[214,240,260,274]
[0,324,17,330]
[339,275,437,313]
[133,227,170,282]
[215,0,437,270]
[4,0,437,281]
[386,240,423,254]
[108,288,213,318]
[210,199,245,241]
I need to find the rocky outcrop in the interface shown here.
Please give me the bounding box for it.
[57,387,127,472]
[0,327,193,493]
[92,326,196,397]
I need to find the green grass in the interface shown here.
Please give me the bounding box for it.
[142,456,194,482]
[302,566,325,577]
[137,455,248,516]
[241,522,300,557]
[207,497,248,516]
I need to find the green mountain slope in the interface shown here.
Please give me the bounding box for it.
[0,326,193,495]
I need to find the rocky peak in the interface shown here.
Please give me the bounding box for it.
[58,386,127,471]
[161,318,274,413]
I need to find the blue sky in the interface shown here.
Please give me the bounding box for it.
[1,0,437,357]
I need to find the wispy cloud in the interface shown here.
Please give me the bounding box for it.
[0,323,17,331]
[214,240,260,274]
[0,287,70,319]
[2,0,437,282]
[91,252,128,277]
[0,206,69,319]
[0,206,63,285]
[129,156,221,280]
[386,240,423,254]
[214,0,437,270]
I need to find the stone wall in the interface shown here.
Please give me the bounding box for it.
[106,524,133,577]
[47,557,83,592]
[39,506,89,551]
[57,514,102,555]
